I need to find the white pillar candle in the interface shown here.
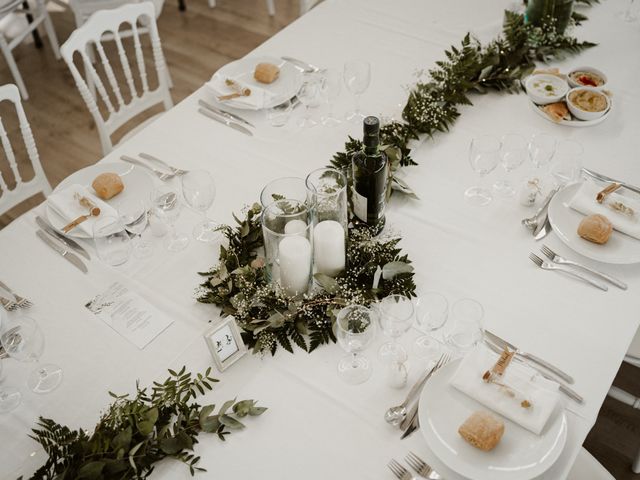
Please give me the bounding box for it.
[284,219,307,235]
[278,235,312,296]
[313,220,345,277]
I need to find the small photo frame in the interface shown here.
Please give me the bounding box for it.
[204,317,247,372]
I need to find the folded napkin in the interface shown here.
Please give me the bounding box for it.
[206,75,275,109]
[47,184,117,236]
[567,179,640,240]
[450,345,560,435]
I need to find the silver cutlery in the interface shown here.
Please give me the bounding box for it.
[582,168,640,196]
[405,452,439,479]
[0,326,21,359]
[534,214,552,240]
[483,339,584,403]
[541,244,627,290]
[36,230,88,274]
[0,280,31,309]
[35,216,90,261]
[281,56,321,73]
[197,108,253,136]
[484,329,574,384]
[388,459,413,480]
[522,186,560,232]
[0,296,18,311]
[197,99,255,128]
[139,153,188,176]
[529,252,608,291]
[121,155,175,181]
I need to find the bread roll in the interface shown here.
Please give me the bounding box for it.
[254,63,280,84]
[92,172,124,200]
[458,411,504,451]
[578,214,612,244]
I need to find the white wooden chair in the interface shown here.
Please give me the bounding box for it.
[0,0,61,100]
[0,83,51,217]
[69,0,164,27]
[206,0,274,16]
[567,448,615,480]
[60,1,173,156]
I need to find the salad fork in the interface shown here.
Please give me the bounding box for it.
[388,459,413,480]
[540,245,627,290]
[405,452,437,478]
[0,297,18,311]
[529,253,608,291]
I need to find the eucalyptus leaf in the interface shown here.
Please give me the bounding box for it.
[382,261,414,280]
[77,461,105,479]
[219,398,236,416]
[219,414,245,430]
[314,273,339,294]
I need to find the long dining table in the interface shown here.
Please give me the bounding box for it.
[1,0,639,478]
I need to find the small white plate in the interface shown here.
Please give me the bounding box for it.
[418,359,568,480]
[205,56,303,110]
[529,100,611,127]
[45,162,154,239]
[548,182,640,264]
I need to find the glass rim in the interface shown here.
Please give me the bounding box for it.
[259,176,306,208]
[336,305,373,333]
[380,294,415,321]
[305,167,347,197]
[261,199,312,238]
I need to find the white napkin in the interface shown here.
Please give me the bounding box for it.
[567,179,640,240]
[450,345,560,435]
[47,184,117,236]
[206,75,275,109]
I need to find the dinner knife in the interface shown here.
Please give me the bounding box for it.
[197,108,253,136]
[484,330,574,384]
[197,99,255,128]
[582,168,640,196]
[36,230,88,274]
[35,216,91,260]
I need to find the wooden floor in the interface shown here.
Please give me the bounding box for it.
[1,1,639,478]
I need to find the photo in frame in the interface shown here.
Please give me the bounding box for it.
[203,317,247,371]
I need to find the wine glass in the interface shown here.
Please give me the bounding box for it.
[1,315,63,393]
[413,292,448,361]
[266,99,293,127]
[377,294,415,363]
[321,69,342,126]
[94,216,132,266]
[0,360,21,412]
[117,199,153,259]
[152,186,189,252]
[550,140,583,186]
[181,170,220,243]
[336,305,376,385]
[343,60,371,122]
[465,135,501,206]
[494,134,527,197]
[445,298,484,356]
[297,74,322,128]
[528,133,557,170]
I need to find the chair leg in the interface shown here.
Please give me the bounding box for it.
[265,0,275,15]
[22,1,43,48]
[178,0,186,11]
[207,0,216,8]
[39,0,61,59]
[633,445,640,474]
[0,37,29,100]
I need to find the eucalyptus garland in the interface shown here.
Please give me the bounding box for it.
[198,9,596,355]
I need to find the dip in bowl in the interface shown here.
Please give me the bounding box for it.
[566,87,610,121]
[525,74,569,105]
[567,67,607,90]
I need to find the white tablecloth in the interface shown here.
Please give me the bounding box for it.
[1,0,639,478]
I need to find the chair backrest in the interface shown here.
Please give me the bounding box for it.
[0,83,51,217]
[60,2,172,155]
[69,0,164,27]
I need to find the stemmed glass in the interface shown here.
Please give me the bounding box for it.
[343,60,371,122]
[297,74,322,128]
[94,216,132,266]
[1,315,63,393]
[336,305,376,385]
[445,298,484,356]
[152,186,189,252]
[0,360,21,412]
[117,199,153,259]
[181,170,220,243]
[550,140,583,187]
[528,133,557,170]
[413,292,448,361]
[321,69,342,126]
[465,135,501,206]
[494,134,527,197]
[378,294,415,363]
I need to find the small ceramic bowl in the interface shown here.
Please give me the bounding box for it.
[524,74,569,105]
[566,87,611,121]
[567,66,607,90]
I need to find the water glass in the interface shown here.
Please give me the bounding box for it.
[377,294,415,363]
[266,99,293,127]
[152,186,189,252]
[182,170,220,243]
[494,134,527,197]
[118,199,153,259]
[445,298,484,355]
[465,135,501,206]
[297,73,323,128]
[551,140,583,186]
[343,60,371,122]
[321,69,342,126]
[94,216,132,266]
[260,177,308,209]
[336,305,376,385]
[413,292,448,361]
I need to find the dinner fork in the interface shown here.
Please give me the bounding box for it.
[529,253,608,291]
[540,245,627,290]
[0,281,30,309]
[139,153,188,176]
[0,297,18,311]
[120,155,175,181]
[405,452,437,479]
[388,459,413,480]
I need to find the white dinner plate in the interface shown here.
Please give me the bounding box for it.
[418,360,568,480]
[529,100,611,127]
[45,162,154,239]
[548,182,640,264]
[205,56,303,110]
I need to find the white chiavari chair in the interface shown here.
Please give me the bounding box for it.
[567,448,615,480]
[69,0,164,28]
[60,2,173,156]
[0,83,51,218]
[0,0,61,100]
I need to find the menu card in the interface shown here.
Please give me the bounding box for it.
[85,282,173,349]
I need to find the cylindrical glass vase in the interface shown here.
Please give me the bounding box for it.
[525,0,574,34]
[305,168,347,278]
[261,199,314,297]
[260,177,308,209]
